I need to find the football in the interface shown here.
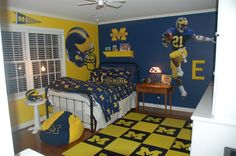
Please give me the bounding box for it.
[165,32,173,42]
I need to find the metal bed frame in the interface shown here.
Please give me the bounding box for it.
[45,62,139,132]
[45,89,97,131]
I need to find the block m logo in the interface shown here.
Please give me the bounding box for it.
[110,28,128,41]
[115,119,134,127]
[172,140,191,151]
[144,116,163,123]
[87,135,110,145]
[156,126,177,136]
[124,131,146,140]
[136,147,163,156]
[48,125,62,134]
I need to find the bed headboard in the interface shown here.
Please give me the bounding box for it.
[99,62,139,85]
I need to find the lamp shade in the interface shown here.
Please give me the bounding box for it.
[149,67,162,74]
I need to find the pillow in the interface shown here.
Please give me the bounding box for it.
[90,68,132,84]
[89,69,108,83]
[103,69,132,84]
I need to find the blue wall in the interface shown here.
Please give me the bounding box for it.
[99,12,217,109]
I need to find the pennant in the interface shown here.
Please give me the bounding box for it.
[16,12,41,24]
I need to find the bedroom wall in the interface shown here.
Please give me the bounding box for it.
[99,11,217,110]
[5,10,99,129]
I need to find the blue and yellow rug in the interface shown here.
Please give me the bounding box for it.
[63,112,192,156]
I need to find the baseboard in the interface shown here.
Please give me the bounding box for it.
[140,102,195,113]
[11,115,47,132]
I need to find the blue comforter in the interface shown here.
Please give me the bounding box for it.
[49,77,133,122]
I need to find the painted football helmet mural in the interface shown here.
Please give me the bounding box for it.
[66,27,96,70]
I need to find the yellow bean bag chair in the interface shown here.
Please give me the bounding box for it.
[40,111,84,145]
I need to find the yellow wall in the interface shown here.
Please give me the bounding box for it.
[6,10,99,128]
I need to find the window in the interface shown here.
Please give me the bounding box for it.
[1,25,65,99]
[2,31,27,94]
[29,33,62,89]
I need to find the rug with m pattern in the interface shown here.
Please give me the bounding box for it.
[63,112,192,156]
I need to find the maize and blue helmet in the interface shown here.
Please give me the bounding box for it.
[66,27,96,71]
[26,89,42,102]
[176,17,188,33]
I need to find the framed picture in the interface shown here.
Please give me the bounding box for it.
[105,46,111,51]
[161,74,172,86]
[112,45,118,51]
[119,43,130,51]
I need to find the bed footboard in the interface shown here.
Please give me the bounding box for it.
[45,88,97,132]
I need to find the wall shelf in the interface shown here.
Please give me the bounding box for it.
[103,50,134,58]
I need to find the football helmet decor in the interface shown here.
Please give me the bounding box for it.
[26,89,42,102]
[66,27,96,71]
[176,17,188,33]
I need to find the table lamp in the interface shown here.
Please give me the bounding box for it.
[149,66,162,84]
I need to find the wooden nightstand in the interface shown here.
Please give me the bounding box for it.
[136,83,173,112]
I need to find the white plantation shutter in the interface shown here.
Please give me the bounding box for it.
[29,33,62,89]
[1,31,27,94]
[1,26,65,99]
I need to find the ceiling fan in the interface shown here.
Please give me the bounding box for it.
[78,0,126,9]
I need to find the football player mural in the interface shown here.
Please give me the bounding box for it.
[66,27,96,71]
[162,17,215,99]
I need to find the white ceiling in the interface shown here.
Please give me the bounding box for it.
[7,0,218,24]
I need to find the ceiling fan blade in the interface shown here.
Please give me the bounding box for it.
[78,0,125,9]
[104,0,125,8]
[105,3,123,8]
[78,0,97,6]
[77,1,97,6]
[85,0,97,2]
[105,0,126,3]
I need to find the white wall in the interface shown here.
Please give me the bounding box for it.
[191,85,236,156]
[191,120,236,156]
[191,0,236,155]
[212,0,236,123]
[0,1,15,154]
[0,27,15,155]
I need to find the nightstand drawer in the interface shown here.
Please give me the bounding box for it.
[137,86,166,94]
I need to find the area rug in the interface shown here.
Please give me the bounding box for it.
[63,112,192,156]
